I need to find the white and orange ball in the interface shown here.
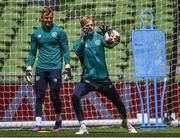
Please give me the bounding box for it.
[104,29,121,47]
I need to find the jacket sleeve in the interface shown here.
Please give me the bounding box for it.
[27,32,38,66]
[59,30,70,65]
[73,37,85,56]
[100,35,114,49]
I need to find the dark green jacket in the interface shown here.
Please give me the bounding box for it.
[27,24,70,69]
[74,33,112,79]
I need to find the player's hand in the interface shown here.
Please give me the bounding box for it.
[62,64,72,81]
[81,27,91,44]
[97,24,111,36]
[83,27,93,39]
[25,66,32,83]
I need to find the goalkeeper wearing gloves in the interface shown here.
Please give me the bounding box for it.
[72,16,137,134]
[25,7,71,132]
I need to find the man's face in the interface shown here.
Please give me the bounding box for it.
[42,12,53,28]
[82,20,95,32]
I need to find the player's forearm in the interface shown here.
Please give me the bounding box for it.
[27,47,37,67]
[64,51,71,65]
[27,54,36,67]
[61,44,70,64]
[28,35,38,66]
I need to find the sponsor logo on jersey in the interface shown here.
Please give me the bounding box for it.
[37,34,41,38]
[95,40,101,46]
[51,32,57,38]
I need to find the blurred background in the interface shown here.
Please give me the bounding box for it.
[0,0,179,128]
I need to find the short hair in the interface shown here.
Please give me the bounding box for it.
[80,16,94,27]
[41,7,53,19]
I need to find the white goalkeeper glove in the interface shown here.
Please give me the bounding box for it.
[25,66,32,83]
[62,64,72,81]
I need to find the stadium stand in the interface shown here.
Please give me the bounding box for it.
[0,0,179,84]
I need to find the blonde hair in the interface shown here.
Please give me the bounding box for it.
[41,7,53,19]
[80,16,94,27]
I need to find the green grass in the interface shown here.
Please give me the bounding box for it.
[0,127,180,137]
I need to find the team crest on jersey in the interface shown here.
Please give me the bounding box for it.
[51,32,57,38]
[95,40,101,46]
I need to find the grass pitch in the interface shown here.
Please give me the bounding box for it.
[0,126,180,137]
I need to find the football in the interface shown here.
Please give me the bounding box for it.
[104,29,121,47]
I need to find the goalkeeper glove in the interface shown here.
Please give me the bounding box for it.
[83,27,94,39]
[97,24,111,36]
[25,66,32,83]
[62,64,72,81]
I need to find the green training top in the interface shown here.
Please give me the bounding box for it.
[74,33,113,79]
[27,24,70,69]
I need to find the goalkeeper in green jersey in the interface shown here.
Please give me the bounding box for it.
[72,16,137,134]
[25,7,71,132]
